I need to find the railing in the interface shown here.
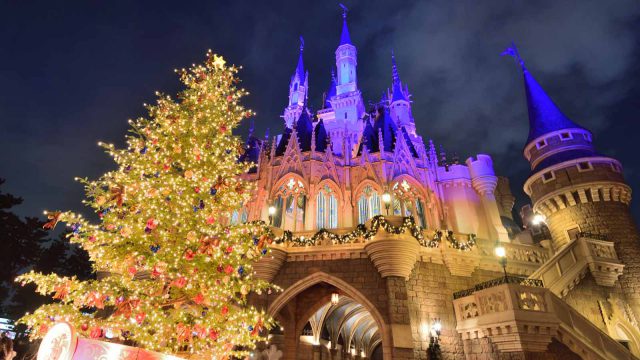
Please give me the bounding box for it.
[577,231,608,241]
[453,275,544,299]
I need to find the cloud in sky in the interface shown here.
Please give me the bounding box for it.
[1,0,639,220]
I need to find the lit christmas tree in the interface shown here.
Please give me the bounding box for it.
[16,51,276,358]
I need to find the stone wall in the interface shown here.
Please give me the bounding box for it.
[547,201,640,315]
[405,262,501,359]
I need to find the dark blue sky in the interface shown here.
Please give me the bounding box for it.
[1,0,639,222]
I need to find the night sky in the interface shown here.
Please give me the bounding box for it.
[1,0,639,223]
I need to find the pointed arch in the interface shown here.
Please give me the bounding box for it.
[268,271,393,359]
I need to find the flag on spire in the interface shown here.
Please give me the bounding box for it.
[339,4,352,45]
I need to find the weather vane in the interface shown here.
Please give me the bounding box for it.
[501,41,525,68]
[339,3,348,18]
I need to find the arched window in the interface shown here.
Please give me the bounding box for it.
[392,179,427,227]
[317,184,338,229]
[272,177,307,231]
[357,185,381,224]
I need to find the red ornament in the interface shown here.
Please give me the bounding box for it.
[128,266,137,276]
[90,326,103,339]
[225,246,233,254]
[220,124,227,133]
[224,265,234,274]
[193,293,205,304]
[146,218,159,230]
[226,95,233,102]
[81,323,89,331]
[209,328,219,340]
[184,249,195,261]
[221,305,229,316]
[172,277,187,288]
[135,312,146,324]
[194,186,200,193]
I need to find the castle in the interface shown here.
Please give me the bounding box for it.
[242,9,640,360]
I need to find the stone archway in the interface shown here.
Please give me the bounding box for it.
[267,272,393,360]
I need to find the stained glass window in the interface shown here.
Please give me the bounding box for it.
[316,185,338,229]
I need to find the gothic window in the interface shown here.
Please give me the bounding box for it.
[293,83,298,91]
[272,178,306,231]
[316,184,338,229]
[230,209,240,225]
[358,185,381,224]
[391,179,427,227]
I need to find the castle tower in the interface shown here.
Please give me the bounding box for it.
[388,51,416,136]
[323,6,365,156]
[507,45,640,312]
[283,37,309,128]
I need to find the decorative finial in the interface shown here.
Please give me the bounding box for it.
[299,36,304,52]
[501,42,525,69]
[339,3,348,18]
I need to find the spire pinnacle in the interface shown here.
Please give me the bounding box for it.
[338,4,352,45]
[502,42,586,144]
[295,36,305,82]
[390,50,408,102]
[391,50,400,83]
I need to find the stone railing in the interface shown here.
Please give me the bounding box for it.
[528,235,624,297]
[453,282,637,359]
[477,241,551,276]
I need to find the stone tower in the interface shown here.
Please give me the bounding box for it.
[511,50,640,315]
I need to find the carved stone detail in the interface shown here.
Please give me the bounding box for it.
[253,247,287,282]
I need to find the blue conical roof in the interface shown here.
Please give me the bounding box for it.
[357,119,378,155]
[295,110,314,151]
[373,106,398,152]
[314,120,328,152]
[523,68,585,143]
[325,70,337,108]
[294,38,306,83]
[339,12,352,45]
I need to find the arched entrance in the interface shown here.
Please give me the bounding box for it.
[265,272,392,359]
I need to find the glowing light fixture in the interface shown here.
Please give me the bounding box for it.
[382,192,391,215]
[532,213,546,225]
[494,241,508,279]
[331,293,340,305]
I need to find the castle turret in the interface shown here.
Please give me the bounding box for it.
[507,45,640,313]
[335,8,357,95]
[284,37,309,128]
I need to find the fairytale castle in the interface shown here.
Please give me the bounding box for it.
[243,9,640,360]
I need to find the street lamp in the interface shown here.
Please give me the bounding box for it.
[381,192,391,216]
[494,241,508,279]
[427,318,442,360]
[268,205,276,226]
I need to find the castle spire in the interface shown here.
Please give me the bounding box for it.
[339,4,351,45]
[296,36,306,83]
[502,42,586,145]
[390,50,408,102]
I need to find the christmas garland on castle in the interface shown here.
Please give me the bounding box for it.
[16,51,277,358]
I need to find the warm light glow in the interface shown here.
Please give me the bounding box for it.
[495,246,506,258]
[532,213,546,225]
[331,293,339,305]
[432,320,442,333]
[381,192,391,204]
[268,205,276,216]
[419,323,429,335]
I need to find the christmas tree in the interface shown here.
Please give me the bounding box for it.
[16,51,276,358]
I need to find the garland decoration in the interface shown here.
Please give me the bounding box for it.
[252,215,433,247]
[445,230,477,251]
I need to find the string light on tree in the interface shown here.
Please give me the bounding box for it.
[17,50,280,358]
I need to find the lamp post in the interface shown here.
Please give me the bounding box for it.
[381,192,391,216]
[531,213,546,226]
[268,205,276,226]
[494,241,508,280]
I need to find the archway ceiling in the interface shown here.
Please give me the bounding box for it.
[305,296,380,355]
